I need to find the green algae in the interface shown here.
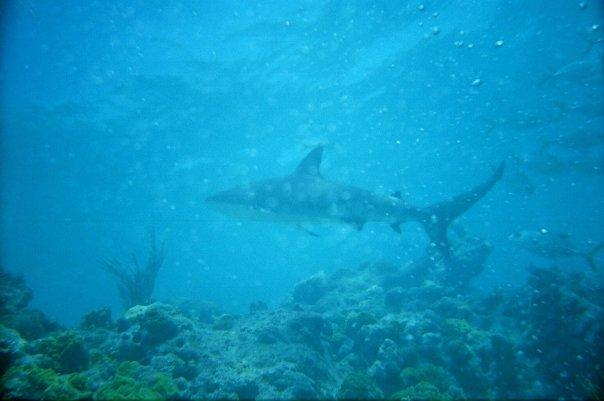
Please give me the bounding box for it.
[93,361,178,400]
[1,364,91,400]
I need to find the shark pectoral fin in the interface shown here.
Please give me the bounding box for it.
[390,223,401,233]
[296,224,320,237]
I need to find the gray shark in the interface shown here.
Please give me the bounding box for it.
[205,146,505,257]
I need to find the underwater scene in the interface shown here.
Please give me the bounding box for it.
[1,1,603,400]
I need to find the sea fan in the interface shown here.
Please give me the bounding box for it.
[100,231,166,310]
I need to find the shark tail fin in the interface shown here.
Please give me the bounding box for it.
[419,162,506,258]
[581,242,604,271]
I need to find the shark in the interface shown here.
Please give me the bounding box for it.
[205,146,505,257]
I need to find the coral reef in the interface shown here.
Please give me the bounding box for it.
[1,236,602,400]
[0,268,59,342]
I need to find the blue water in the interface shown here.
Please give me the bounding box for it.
[1,0,603,328]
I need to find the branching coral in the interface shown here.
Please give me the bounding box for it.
[101,231,166,310]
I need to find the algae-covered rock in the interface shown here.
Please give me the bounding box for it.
[0,268,61,341]
[287,312,328,349]
[0,268,32,316]
[369,338,404,389]
[212,314,236,331]
[337,371,383,399]
[6,309,60,341]
[222,376,260,400]
[0,325,25,376]
[1,364,91,400]
[442,318,472,338]
[344,311,378,339]
[385,287,406,311]
[390,381,453,401]
[26,331,89,374]
[150,353,196,380]
[256,327,280,344]
[94,361,178,400]
[43,372,91,401]
[399,364,456,393]
[292,271,328,305]
[258,361,323,399]
[81,307,113,330]
[122,303,191,347]
[249,301,268,314]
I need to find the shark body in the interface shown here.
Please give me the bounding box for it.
[206,146,504,256]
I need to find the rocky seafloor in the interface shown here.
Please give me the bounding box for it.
[1,237,603,400]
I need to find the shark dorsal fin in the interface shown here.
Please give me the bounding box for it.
[295,146,323,176]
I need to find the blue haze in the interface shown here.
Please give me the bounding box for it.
[1,0,603,326]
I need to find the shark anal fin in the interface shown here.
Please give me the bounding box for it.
[295,146,323,176]
[390,223,401,233]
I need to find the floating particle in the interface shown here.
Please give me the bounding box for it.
[540,228,548,234]
[467,43,474,48]
[579,2,587,10]
[495,39,504,47]
[454,40,464,47]
[432,26,440,35]
[471,78,482,87]
[418,4,425,11]
[432,12,439,18]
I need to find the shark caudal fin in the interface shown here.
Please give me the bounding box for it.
[581,242,604,271]
[419,162,505,258]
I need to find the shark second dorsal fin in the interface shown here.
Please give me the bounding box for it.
[295,146,323,176]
